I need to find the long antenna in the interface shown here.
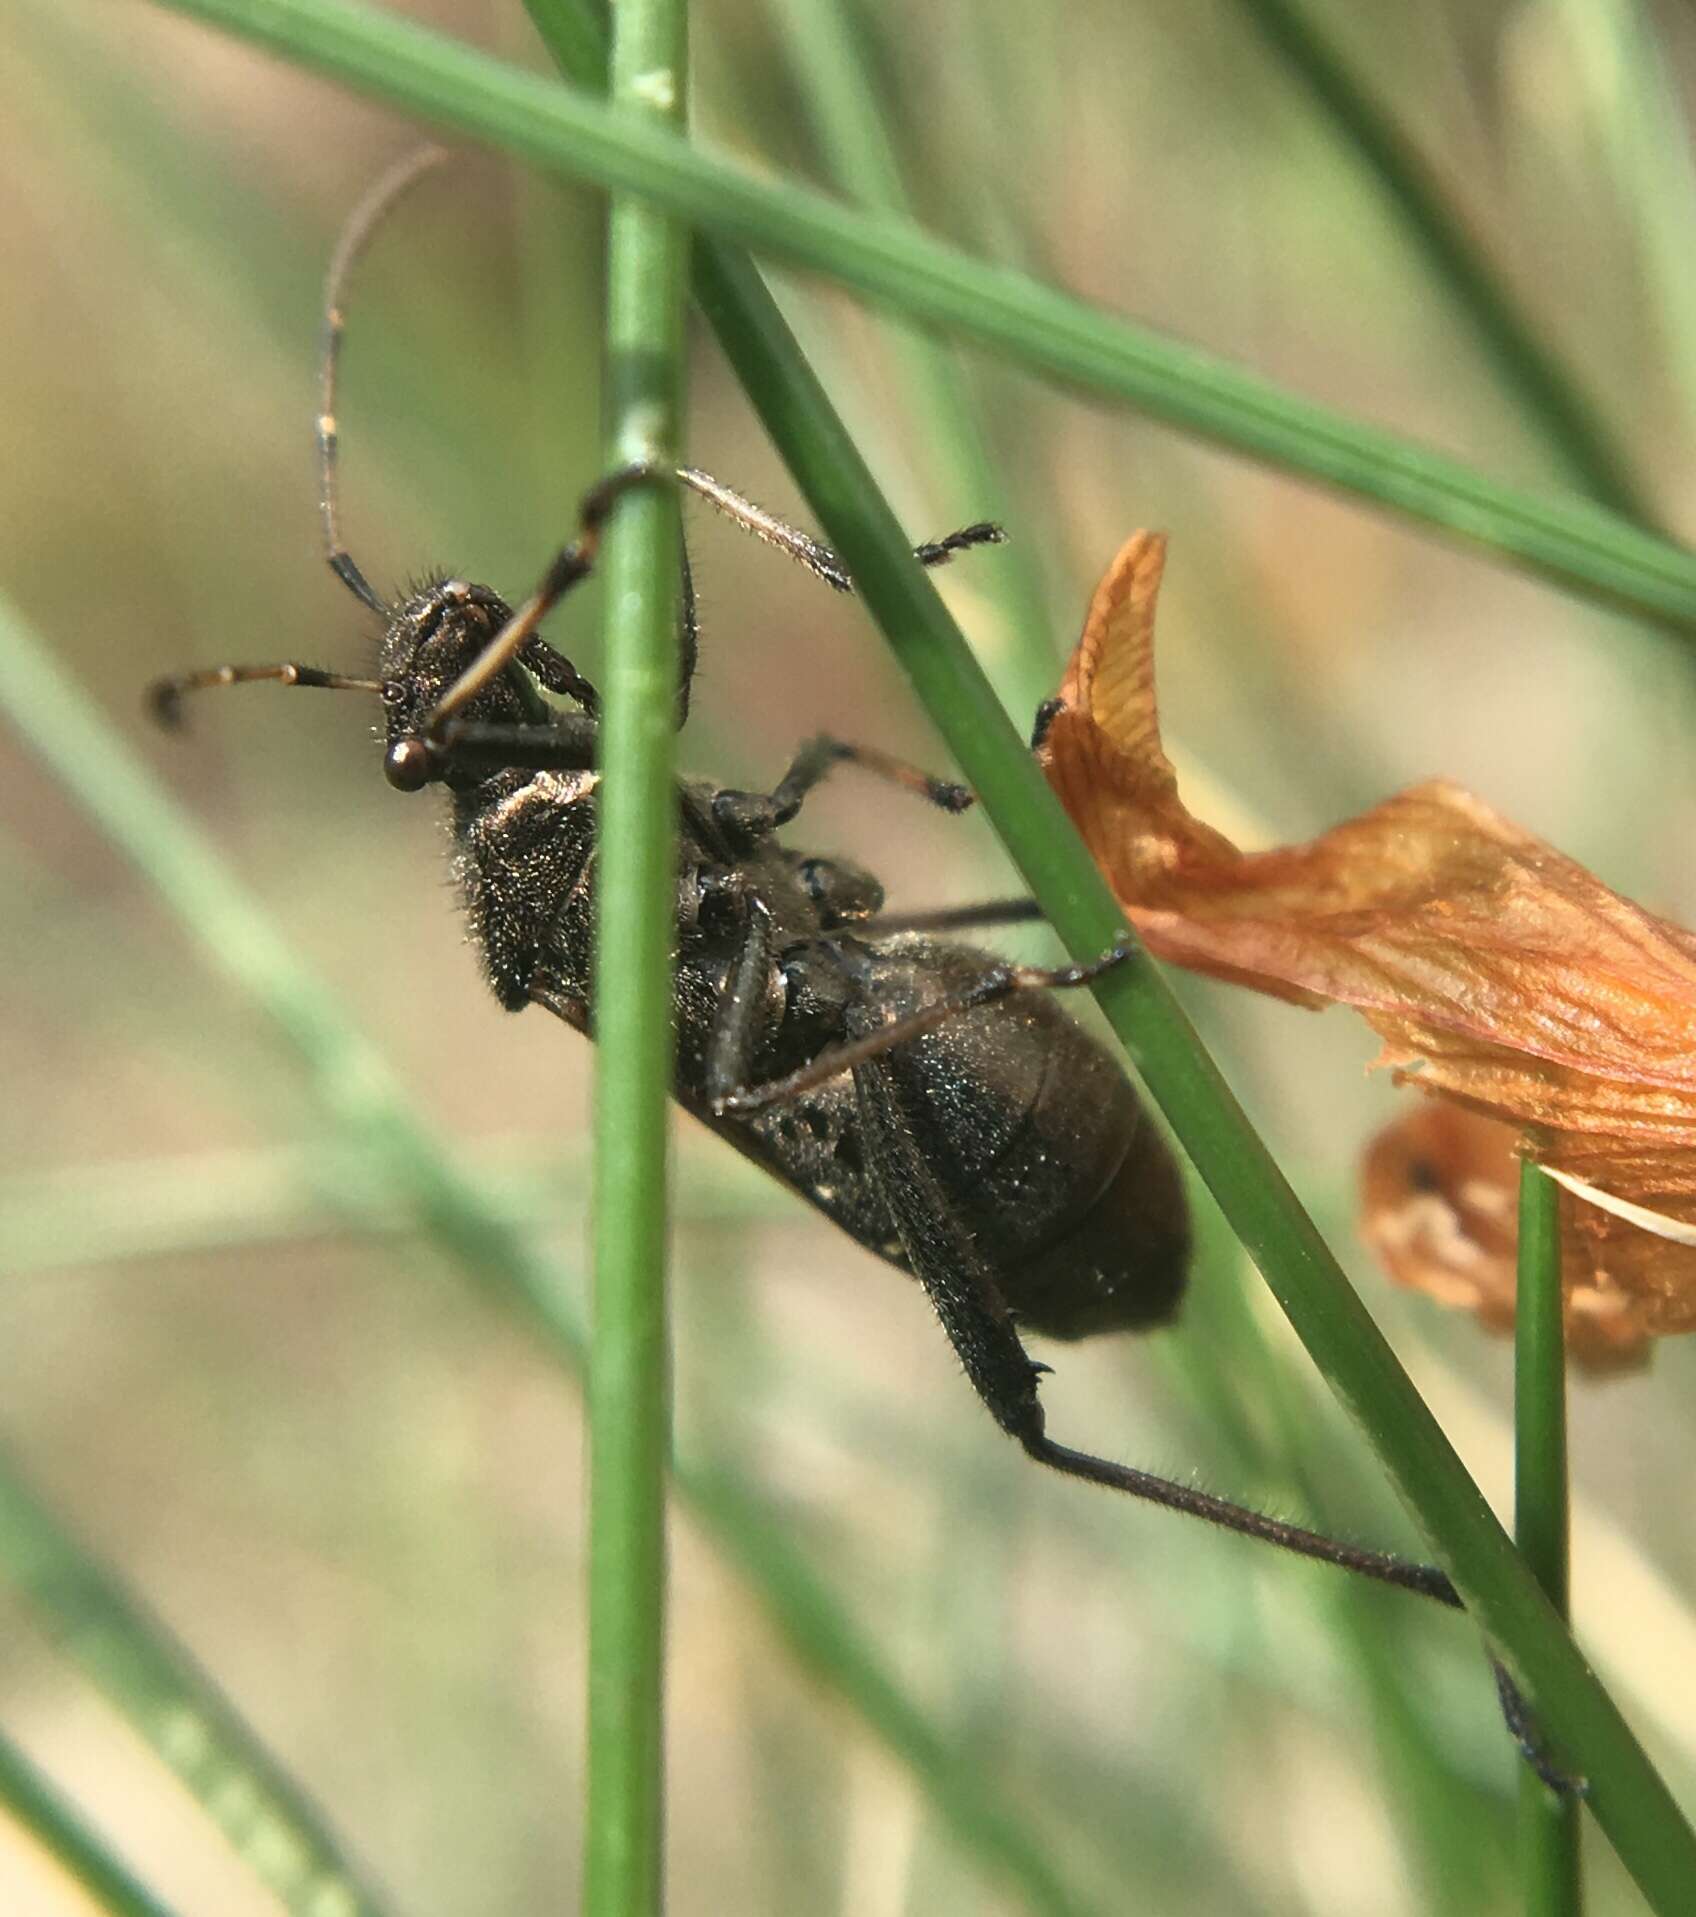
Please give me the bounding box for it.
[317,144,451,614]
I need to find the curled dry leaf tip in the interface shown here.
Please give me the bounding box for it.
[1039,533,1696,1370]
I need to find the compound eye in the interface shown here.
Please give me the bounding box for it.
[384,737,436,791]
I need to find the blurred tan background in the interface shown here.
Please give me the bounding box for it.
[5,1,1696,1911]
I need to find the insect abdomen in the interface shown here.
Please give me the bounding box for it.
[849,939,1189,1340]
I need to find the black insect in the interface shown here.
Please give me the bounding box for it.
[150,150,1569,1789]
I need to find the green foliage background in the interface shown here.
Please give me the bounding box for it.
[4,1,1696,1911]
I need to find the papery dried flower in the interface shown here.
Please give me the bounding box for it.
[1360,1104,1651,1371]
[1040,532,1696,1359]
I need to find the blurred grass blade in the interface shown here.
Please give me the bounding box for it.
[149,0,1696,634]
[1547,0,1696,450]
[764,0,1058,713]
[0,1142,789,1276]
[583,0,689,1905]
[0,1456,389,1917]
[1171,1207,1510,1911]
[682,1464,1085,1917]
[0,597,1093,1917]
[0,1727,179,1917]
[1227,0,1660,526]
[1515,1164,1582,1914]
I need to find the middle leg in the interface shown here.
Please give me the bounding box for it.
[712,734,974,845]
[713,936,1132,1115]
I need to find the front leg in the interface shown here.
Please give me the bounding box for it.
[385,714,600,792]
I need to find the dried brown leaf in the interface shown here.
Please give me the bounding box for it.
[1360,1105,1652,1372]
[1040,533,1696,1353]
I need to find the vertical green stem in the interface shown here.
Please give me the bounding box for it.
[584,0,689,1909]
[1515,1160,1581,1914]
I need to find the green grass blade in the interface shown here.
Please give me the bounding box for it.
[584,0,689,1905]
[764,0,1059,712]
[1515,1164,1582,1915]
[666,329,1694,1912]
[0,1728,178,1917]
[0,1454,390,1917]
[148,0,1696,634]
[0,593,1093,1917]
[1174,1206,1511,1911]
[0,1142,788,1276]
[1227,0,1659,527]
[1547,0,1696,444]
[684,1463,1085,1917]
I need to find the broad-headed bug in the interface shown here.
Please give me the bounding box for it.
[149,149,1569,1791]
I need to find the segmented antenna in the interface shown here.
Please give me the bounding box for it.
[318,144,452,614]
[148,662,388,729]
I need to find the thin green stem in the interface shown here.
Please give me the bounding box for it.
[1514,1168,1571,1668]
[1516,1162,1582,1915]
[0,1728,178,1917]
[149,0,1696,634]
[584,0,689,1907]
[1228,0,1661,528]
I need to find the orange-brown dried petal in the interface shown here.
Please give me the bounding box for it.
[1360,1105,1653,1372]
[1042,531,1696,1358]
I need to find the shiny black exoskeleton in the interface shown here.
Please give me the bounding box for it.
[152,466,1191,1480]
[358,539,1190,1456]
